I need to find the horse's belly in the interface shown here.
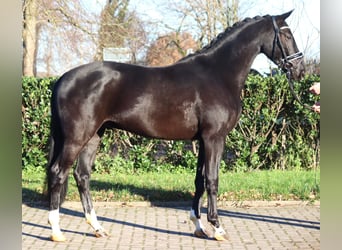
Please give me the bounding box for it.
[151,119,198,140]
[149,103,199,139]
[113,109,198,140]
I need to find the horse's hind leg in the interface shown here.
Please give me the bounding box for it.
[48,141,83,242]
[73,133,108,238]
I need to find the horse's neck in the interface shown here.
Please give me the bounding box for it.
[212,23,268,87]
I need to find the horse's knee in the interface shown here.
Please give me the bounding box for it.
[205,178,218,195]
[48,166,67,191]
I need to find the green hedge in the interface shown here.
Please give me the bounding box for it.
[22,77,56,172]
[22,73,320,173]
[225,73,320,171]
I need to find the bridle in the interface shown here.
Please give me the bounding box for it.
[271,16,303,73]
[271,16,313,110]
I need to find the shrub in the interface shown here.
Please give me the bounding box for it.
[224,73,320,171]
[22,74,320,173]
[22,77,57,171]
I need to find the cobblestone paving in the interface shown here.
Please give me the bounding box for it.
[22,202,320,249]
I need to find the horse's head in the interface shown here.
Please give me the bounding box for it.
[263,10,305,80]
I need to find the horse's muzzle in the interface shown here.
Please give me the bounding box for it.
[288,58,305,81]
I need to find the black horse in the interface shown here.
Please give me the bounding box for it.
[46,11,304,242]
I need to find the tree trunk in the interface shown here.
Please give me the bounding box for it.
[22,0,38,76]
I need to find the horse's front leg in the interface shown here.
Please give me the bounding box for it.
[190,139,211,238]
[73,135,109,238]
[204,136,229,241]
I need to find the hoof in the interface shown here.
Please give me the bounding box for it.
[194,228,211,239]
[214,227,229,241]
[214,233,229,241]
[95,228,109,238]
[50,233,67,242]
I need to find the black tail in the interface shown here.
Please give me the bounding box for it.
[45,135,69,206]
[44,135,55,201]
[45,79,69,206]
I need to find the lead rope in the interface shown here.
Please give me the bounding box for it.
[287,68,320,195]
[272,18,319,193]
[285,70,314,111]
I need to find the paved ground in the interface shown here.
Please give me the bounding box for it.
[22,201,320,249]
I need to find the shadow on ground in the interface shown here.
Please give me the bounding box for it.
[23,178,320,236]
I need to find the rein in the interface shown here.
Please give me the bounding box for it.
[285,71,313,110]
[271,17,313,110]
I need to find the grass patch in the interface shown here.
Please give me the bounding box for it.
[22,168,320,203]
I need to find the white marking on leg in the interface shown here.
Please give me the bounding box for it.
[190,209,206,232]
[48,209,62,234]
[48,209,66,241]
[214,225,226,236]
[212,225,228,241]
[85,209,103,231]
[85,209,109,237]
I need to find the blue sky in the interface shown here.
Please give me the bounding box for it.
[127,0,320,73]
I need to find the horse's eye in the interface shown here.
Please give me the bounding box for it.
[282,33,292,40]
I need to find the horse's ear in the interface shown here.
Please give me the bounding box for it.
[278,10,294,20]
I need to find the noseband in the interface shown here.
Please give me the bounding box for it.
[271,17,313,110]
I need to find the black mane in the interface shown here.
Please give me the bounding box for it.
[179,15,267,61]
